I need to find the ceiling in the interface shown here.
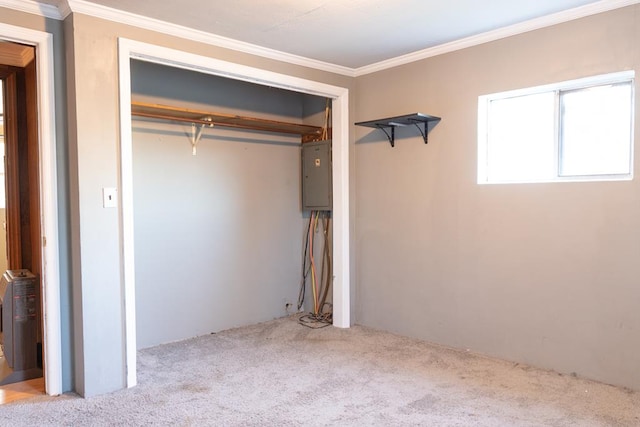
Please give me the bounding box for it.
[32,0,627,70]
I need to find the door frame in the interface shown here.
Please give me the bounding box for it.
[0,24,62,395]
[117,38,351,387]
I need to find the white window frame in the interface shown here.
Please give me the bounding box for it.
[478,71,635,184]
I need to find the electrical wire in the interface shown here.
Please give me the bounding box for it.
[298,307,332,329]
[313,211,322,314]
[321,98,331,140]
[298,211,333,329]
[297,214,313,310]
[309,211,319,314]
[318,213,332,310]
[298,99,333,328]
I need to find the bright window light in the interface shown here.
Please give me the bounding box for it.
[478,71,634,184]
[560,83,632,176]
[487,92,555,182]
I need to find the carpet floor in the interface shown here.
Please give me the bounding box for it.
[1,316,638,426]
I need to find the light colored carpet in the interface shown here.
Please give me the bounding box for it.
[1,316,638,426]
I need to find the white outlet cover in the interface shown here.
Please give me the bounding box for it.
[103,187,118,208]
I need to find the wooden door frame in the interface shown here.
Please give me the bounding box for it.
[1,67,22,268]
[0,24,61,396]
[1,60,41,275]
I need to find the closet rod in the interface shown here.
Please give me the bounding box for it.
[131,101,324,138]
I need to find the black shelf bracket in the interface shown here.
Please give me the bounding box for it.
[375,124,396,147]
[356,113,441,147]
[409,119,428,144]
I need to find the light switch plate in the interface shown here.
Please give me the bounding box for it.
[103,187,118,208]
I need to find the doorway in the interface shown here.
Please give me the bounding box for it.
[0,40,45,402]
[0,23,61,397]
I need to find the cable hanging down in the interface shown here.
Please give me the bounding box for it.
[298,210,333,329]
[298,98,333,329]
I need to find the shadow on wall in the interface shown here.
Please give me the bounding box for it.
[355,120,441,146]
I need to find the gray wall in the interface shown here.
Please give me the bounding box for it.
[61,13,354,397]
[131,61,317,348]
[9,0,637,398]
[3,3,352,397]
[355,6,640,390]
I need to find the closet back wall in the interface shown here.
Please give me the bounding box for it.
[130,60,305,349]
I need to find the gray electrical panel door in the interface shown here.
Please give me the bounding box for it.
[302,140,332,211]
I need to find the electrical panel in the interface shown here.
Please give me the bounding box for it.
[302,140,332,211]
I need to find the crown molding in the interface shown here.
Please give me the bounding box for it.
[1,0,637,78]
[0,0,63,19]
[355,0,640,76]
[56,0,72,18]
[65,0,355,77]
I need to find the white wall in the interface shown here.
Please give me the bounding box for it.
[355,6,640,390]
[131,61,314,348]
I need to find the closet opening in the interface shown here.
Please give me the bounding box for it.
[118,38,351,388]
[129,60,334,350]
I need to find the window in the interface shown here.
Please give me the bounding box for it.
[478,71,634,184]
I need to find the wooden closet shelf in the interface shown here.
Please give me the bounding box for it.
[131,101,324,138]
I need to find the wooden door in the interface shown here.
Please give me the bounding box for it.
[0,44,40,276]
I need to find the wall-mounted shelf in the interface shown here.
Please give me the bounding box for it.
[355,113,441,147]
[130,101,326,154]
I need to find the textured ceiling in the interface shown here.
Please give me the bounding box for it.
[36,0,610,68]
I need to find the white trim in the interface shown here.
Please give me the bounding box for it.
[0,23,62,396]
[68,0,354,77]
[117,38,351,387]
[117,42,137,388]
[3,0,638,78]
[0,0,63,20]
[56,0,72,19]
[483,70,635,100]
[329,90,351,328]
[355,0,640,76]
